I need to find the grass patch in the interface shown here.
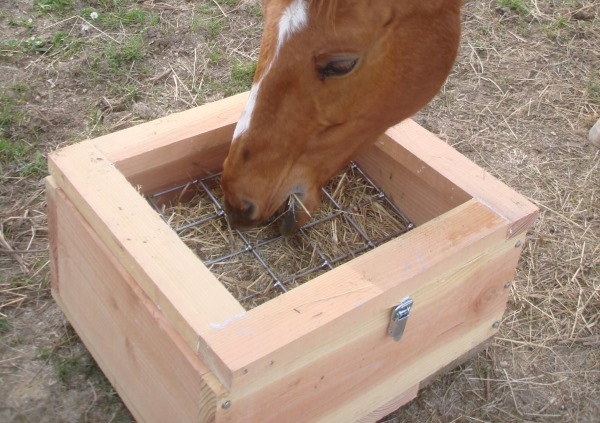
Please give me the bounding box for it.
[249,4,263,17]
[106,35,145,72]
[0,318,10,333]
[0,88,47,177]
[55,354,94,384]
[87,8,160,30]
[497,0,530,17]
[587,79,600,104]
[0,139,47,177]
[7,17,34,29]
[107,82,142,104]
[38,345,95,385]
[207,46,223,64]
[20,150,47,176]
[0,94,22,129]
[2,32,76,57]
[0,138,29,161]
[199,18,224,39]
[545,15,570,41]
[226,61,257,95]
[33,0,73,14]
[220,0,241,6]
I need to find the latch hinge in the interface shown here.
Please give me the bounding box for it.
[387,297,413,342]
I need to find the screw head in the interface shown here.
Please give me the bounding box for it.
[515,240,522,248]
[504,281,511,289]
[222,400,231,409]
[492,321,500,329]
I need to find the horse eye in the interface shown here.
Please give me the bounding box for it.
[317,57,359,80]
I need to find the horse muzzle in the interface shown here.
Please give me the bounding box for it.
[223,198,259,230]
[223,194,309,236]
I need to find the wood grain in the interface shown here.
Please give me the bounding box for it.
[47,177,224,423]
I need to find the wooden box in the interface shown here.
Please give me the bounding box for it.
[47,92,537,423]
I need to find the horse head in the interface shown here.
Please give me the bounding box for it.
[222,0,462,233]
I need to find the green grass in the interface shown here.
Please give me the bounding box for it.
[220,0,241,6]
[37,345,94,385]
[0,139,47,177]
[588,79,600,105]
[0,318,10,334]
[8,17,34,29]
[106,35,145,72]
[37,332,116,389]
[497,0,530,17]
[225,61,257,96]
[0,95,19,129]
[1,31,77,57]
[249,4,263,17]
[545,15,570,41]
[199,18,224,39]
[20,150,47,176]
[89,0,127,11]
[207,46,223,64]
[33,0,73,13]
[0,89,47,177]
[86,8,160,30]
[0,138,29,161]
[107,82,142,103]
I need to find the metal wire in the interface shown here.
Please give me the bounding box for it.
[148,163,413,305]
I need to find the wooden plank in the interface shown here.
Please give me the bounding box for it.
[91,92,248,194]
[323,323,494,423]
[216,215,521,422]
[209,200,518,390]
[355,136,470,225]
[47,176,59,292]
[48,142,245,374]
[47,177,225,423]
[354,385,419,423]
[362,120,538,235]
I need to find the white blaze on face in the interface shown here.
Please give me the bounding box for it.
[231,0,309,142]
[277,0,309,53]
[232,80,261,140]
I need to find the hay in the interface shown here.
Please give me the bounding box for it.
[156,164,412,309]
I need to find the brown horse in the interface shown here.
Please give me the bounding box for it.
[221,0,463,233]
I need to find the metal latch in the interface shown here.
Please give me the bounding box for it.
[387,297,413,342]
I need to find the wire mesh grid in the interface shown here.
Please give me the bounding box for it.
[148,163,414,308]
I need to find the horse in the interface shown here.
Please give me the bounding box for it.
[221,0,463,234]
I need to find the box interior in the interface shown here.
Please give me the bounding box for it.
[107,123,473,311]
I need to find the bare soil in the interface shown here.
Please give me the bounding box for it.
[1,0,598,422]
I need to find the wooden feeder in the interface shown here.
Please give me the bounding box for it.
[47,92,538,423]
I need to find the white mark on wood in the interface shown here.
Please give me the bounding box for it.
[415,253,426,272]
[209,311,247,330]
[475,196,509,221]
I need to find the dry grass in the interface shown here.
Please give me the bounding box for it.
[156,164,411,309]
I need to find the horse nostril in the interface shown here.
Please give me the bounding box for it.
[242,200,256,219]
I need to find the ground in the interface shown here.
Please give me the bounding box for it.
[0,0,598,422]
